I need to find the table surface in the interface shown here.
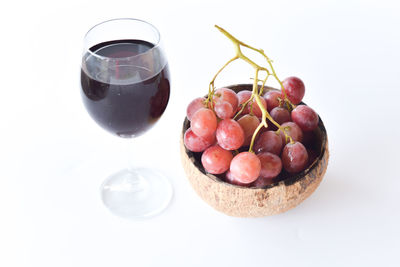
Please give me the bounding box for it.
[1,0,400,266]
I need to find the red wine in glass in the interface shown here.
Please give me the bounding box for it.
[80,19,173,219]
[81,39,170,137]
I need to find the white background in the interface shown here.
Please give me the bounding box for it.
[1,0,400,266]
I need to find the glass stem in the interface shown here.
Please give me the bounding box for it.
[121,137,148,192]
[126,136,138,173]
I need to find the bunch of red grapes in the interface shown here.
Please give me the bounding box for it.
[184,76,320,188]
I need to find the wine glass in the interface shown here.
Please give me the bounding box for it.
[80,18,172,219]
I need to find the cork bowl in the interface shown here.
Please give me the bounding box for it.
[180,84,329,217]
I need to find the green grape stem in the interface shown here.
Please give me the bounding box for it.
[209,25,294,152]
[233,96,253,120]
[207,56,238,107]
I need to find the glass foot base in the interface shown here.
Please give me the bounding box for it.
[100,168,173,219]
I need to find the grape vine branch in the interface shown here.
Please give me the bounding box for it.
[205,25,295,152]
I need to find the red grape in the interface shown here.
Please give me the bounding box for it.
[291,105,319,132]
[282,76,305,104]
[225,170,248,186]
[247,97,267,117]
[254,131,282,155]
[282,141,309,173]
[237,90,252,114]
[214,100,234,119]
[264,90,281,112]
[251,176,275,188]
[230,152,261,184]
[201,144,233,174]
[184,128,215,152]
[191,108,217,138]
[257,152,282,179]
[215,88,239,111]
[216,119,245,150]
[279,122,303,144]
[186,97,205,121]
[270,107,291,125]
[237,114,260,146]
